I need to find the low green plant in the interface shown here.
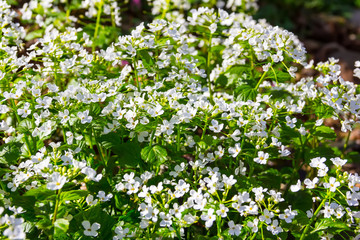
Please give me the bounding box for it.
[0,1,359,239]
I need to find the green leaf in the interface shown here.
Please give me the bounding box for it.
[0,142,22,165]
[215,74,228,88]
[90,103,101,116]
[257,168,282,189]
[311,218,350,234]
[17,119,35,133]
[141,145,168,166]
[224,65,250,87]
[138,49,155,71]
[315,103,334,118]
[294,210,310,225]
[71,206,116,239]
[97,132,122,149]
[60,190,88,203]
[11,193,36,220]
[280,125,299,144]
[117,209,139,223]
[287,191,313,212]
[24,186,56,201]
[304,146,336,164]
[113,141,142,167]
[203,135,213,146]
[54,219,69,235]
[269,89,292,100]
[235,85,257,101]
[25,29,44,41]
[313,126,337,140]
[267,69,291,83]
[190,55,206,67]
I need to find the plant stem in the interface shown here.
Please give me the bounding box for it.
[93,0,103,52]
[176,124,181,152]
[207,34,214,105]
[161,0,171,19]
[52,189,62,224]
[341,130,351,158]
[132,57,141,91]
[201,114,208,140]
[299,194,328,240]
[216,216,222,238]
[254,69,268,90]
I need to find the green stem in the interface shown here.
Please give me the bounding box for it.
[201,114,208,140]
[65,0,71,24]
[341,130,351,158]
[207,34,214,105]
[249,222,263,240]
[132,57,141,91]
[52,189,62,224]
[161,0,171,19]
[93,0,103,52]
[176,124,181,152]
[62,127,67,144]
[216,216,222,238]
[254,69,268,90]
[299,194,329,240]
[149,119,158,147]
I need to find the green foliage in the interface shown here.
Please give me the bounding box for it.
[141,145,168,166]
[0,142,22,165]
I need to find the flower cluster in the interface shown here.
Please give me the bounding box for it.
[0,0,359,239]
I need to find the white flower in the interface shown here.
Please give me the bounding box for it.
[267,219,283,235]
[228,220,242,236]
[201,208,216,228]
[216,204,229,218]
[306,209,313,218]
[330,157,347,167]
[81,167,102,182]
[290,180,301,192]
[113,226,129,240]
[66,131,74,145]
[169,203,185,219]
[254,151,269,164]
[247,218,259,233]
[309,157,327,169]
[126,181,141,195]
[77,110,92,124]
[159,212,172,227]
[222,174,237,188]
[285,116,297,128]
[17,102,31,118]
[279,145,291,157]
[323,177,340,192]
[209,23,217,34]
[228,143,241,158]
[86,195,98,206]
[183,213,197,225]
[259,209,274,224]
[35,96,52,109]
[230,129,241,141]
[279,207,297,223]
[46,172,67,190]
[82,220,100,237]
[97,191,113,202]
[59,109,70,124]
[209,119,224,133]
[304,177,318,189]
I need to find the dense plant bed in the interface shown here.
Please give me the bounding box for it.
[0,0,359,239]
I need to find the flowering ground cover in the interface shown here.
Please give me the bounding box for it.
[0,0,360,239]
